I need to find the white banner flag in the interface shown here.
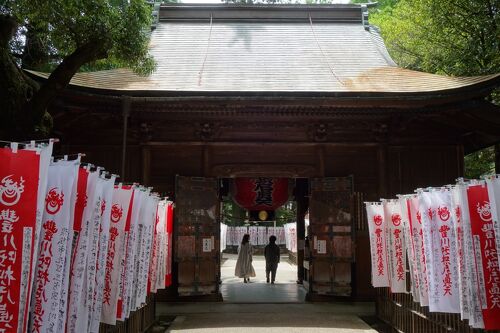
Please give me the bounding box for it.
[150,198,166,294]
[454,184,484,328]
[450,185,471,321]
[383,200,407,293]
[365,202,389,287]
[407,195,429,306]
[122,189,145,318]
[66,169,98,333]
[73,173,106,333]
[29,159,78,333]
[89,175,115,333]
[220,223,227,252]
[399,196,420,303]
[135,195,158,309]
[21,142,52,333]
[101,185,134,325]
[419,190,460,313]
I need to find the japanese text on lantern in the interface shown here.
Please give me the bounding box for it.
[254,178,273,206]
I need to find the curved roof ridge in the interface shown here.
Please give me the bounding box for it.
[367,25,397,67]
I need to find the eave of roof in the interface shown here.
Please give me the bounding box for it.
[27,69,500,105]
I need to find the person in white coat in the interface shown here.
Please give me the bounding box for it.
[234,234,256,283]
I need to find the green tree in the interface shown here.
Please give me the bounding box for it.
[368,0,500,175]
[275,202,296,226]
[370,0,499,76]
[464,146,496,179]
[0,0,155,139]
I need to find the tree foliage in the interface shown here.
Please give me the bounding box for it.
[0,0,154,139]
[366,0,500,175]
[464,146,496,179]
[369,0,499,77]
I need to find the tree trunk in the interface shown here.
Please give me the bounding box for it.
[0,15,39,140]
[26,41,108,131]
[1,14,109,140]
[22,25,50,70]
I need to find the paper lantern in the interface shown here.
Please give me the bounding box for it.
[232,177,289,211]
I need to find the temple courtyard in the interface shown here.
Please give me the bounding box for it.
[157,254,379,332]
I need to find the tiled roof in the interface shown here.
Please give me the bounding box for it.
[28,5,499,95]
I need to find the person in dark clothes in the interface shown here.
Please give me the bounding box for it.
[264,235,280,284]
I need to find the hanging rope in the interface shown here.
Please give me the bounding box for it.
[198,13,213,86]
[308,13,345,86]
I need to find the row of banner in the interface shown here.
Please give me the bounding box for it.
[365,176,500,330]
[0,141,173,333]
[222,224,305,253]
[225,226,286,246]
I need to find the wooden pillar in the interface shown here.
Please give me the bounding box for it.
[295,178,309,284]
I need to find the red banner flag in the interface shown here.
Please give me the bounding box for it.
[468,184,500,330]
[0,147,41,333]
[165,201,173,287]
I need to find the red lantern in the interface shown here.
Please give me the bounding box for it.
[232,178,290,211]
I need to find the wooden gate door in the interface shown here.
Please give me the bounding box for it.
[308,177,354,297]
[175,176,220,297]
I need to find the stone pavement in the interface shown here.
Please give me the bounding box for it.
[220,254,306,303]
[158,303,377,333]
[158,254,378,333]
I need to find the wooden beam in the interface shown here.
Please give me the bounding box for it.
[145,141,380,148]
